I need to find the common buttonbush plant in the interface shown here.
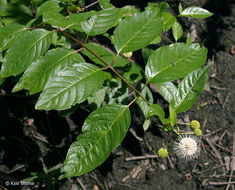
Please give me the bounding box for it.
[0,0,213,178]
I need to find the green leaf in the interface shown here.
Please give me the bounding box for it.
[172,65,210,113]
[81,43,129,68]
[178,3,183,14]
[81,7,119,36]
[43,12,70,28]
[162,12,176,32]
[36,63,106,110]
[169,105,177,126]
[123,63,143,83]
[147,104,169,124]
[87,88,106,110]
[142,47,154,65]
[158,2,169,12]
[136,84,153,118]
[156,82,177,104]
[0,23,28,51]
[113,9,163,53]
[69,11,97,32]
[180,7,213,19]
[119,5,139,18]
[186,33,191,45]
[37,0,63,18]
[150,35,161,45]
[98,0,112,9]
[13,48,85,94]
[106,79,129,104]
[63,104,131,177]
[1,29,52,77]
[145,43,207,83]
[143,119,151,131]
[172,21,183,42]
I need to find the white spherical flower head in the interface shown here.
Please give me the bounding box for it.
[174,135,200,161]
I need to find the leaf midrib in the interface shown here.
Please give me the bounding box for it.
[7,30,51,69]
[173,68,207,111]
[69,105,129,174]
[117,11,158,53]
[147,47,202,83]
[41,66,103,106]
[2,27,27,43]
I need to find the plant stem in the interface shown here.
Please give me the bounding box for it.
[82,1,99,10]
[109,66,151,106]
[61,30,152,106]
[177,122,190,125]
[61,30,109,66]
[110,53,119,66]
[160,33,174,44]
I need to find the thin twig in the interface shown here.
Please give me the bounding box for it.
[60,30,152,106]
[167,155,175,169]
[82,1,99,10]
[205,137,226,172]
[125,154,158,161]
[76,178,87,190]
[223,94,230,109]
[7,165,26,174]
[90,172,105,190]
[219,130,229,145]
[129,128,143,141]
[226,133,235,190]
[160,33,174,44]
[208,181,235,186]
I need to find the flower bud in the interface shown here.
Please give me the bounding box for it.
[190,120,200,130]
[158,148,168,159]
[194,128,202,136]
[123,52,132,58]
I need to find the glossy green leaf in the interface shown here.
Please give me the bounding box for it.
[98,0,112,9]
[87,88,106,110]
[13,48,85,94]
[69,11,97,32]
[136,84,153,117]
[180,7,213,19]
[37,0,63,17]
[172,21,183,42]
[142,47,154,65]
[172,65,210,113]
[106,79,129,104]
[169,105,177,126]
[145,43,207,83]
[150,35,161,45]
[156,82,177,104]
[63,104,131,177]
[36,63,106,110]
[0,23,28,51]
[186,33,191,45]
[147,104,169,124]
[81,43,129,68]
[1,29,52,77]
[158,2,169,12]
[43,12,70,28]
[119,5,139,18]
[143,119,151,131]
[162,12,176,32]
[81,7,119,36]
[123,63,143,83]
[113,9,163,53]
[179,3,183,14]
